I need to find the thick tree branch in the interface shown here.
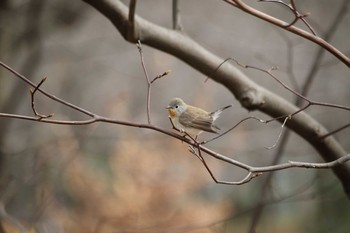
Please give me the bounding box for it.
[249,1,350,229]
[81,0,350,197]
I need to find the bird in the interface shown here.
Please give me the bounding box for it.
[166,97,231,136]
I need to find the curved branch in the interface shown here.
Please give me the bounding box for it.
[81,0,350,197]
[2,111,350,187]
[0,61,95,118]
[258,0,317,36]
[225,0,350,67]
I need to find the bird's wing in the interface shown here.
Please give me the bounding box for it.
[179,107,218,133]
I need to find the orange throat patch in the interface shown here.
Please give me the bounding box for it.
[168,109,176,118]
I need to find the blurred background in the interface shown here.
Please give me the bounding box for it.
[0,0,349,232]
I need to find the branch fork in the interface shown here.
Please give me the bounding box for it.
[30,77,54,120]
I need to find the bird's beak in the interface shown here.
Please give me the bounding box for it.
[166,106,171,109]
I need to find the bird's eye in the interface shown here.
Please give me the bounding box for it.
[175,105,178,108]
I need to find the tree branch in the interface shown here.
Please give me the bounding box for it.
[224,0,350,67]
[29,77,54,120]
[136,40,152,124]
[258,0,317,36]
[81,0,350,197]
[0,61,95,118]
[248,1,350,229]
[2,60,350,188]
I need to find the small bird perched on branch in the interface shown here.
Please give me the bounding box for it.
[166,97,232,136]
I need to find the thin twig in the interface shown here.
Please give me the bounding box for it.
[136,43,170,124]
[151,70,171,84]
[190,142,263,185]
[201,116,266,144]
[253,154,350,172]
[0,61,96,117]
[205,57,231,82]
[136,40,152,124]
[250,66,350,111]
[216,57,350,112]
[319,122,350,140]
[168,116,178,131]
[223,0,350,67]
[265,116,289,150]
[258,0,317,36]
[30,77,54,120]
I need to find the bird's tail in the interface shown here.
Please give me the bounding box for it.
[210,104,232,121]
